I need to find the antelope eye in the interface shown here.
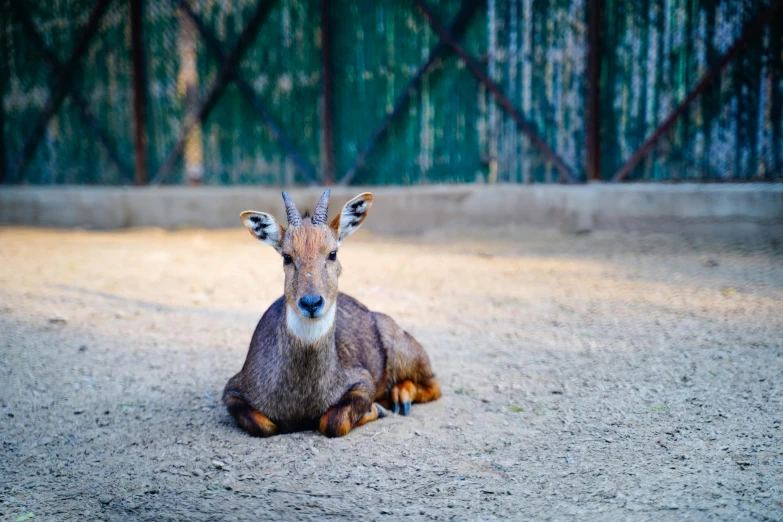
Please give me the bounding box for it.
[282,254,293,265]
[328,251,337,261]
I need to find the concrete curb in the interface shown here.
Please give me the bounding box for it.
[1,184,782,240]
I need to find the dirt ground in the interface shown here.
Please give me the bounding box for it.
[0,224,781,521]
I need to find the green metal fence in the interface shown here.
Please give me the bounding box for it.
[1,0,781,186]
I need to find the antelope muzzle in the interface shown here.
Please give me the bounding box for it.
[298,294,325,318]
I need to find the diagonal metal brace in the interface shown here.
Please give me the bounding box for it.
[176,0,318,185]
[12,0,113,181]
[412,0,578,183]
[339,0,482,186]
[8,0,132,183]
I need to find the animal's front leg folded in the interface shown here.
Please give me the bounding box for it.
[224,392,279,437]
[318,381,382,437]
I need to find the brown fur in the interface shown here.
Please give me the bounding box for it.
[224,393,278,437]
[283,221,341,313]
[224,192,440,437]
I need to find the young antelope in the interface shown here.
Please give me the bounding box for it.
[224,190,441,437]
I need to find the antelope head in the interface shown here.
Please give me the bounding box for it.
[240,190,373,342]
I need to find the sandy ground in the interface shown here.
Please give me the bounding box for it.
[0,225,781,521]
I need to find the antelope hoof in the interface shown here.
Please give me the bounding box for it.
[391,380,417,416]
[391,400,411,416]
[391,399,411,415]
[375,403,390,419]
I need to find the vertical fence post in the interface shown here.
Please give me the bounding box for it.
[320,0,335,185]
[0,92,5,184]
[0,32,5,184]
[129,0,148,185]
[586,0,602,182]
[0,1,5,184]
[487,0,499,183]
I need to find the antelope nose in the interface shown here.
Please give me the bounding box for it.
[298,294,325,317]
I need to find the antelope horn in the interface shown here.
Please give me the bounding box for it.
[312,189,330,225]
[281,191,302,227]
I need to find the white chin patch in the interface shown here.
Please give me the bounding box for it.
[286,304,336,344]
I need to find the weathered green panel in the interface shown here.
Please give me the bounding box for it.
[1,0,781,185]
[331,1,488,185]
[605,0,783,181]
[3,0,132,184]
[488,0,588,183]
[196,0,322,185]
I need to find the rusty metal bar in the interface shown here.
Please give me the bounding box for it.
[0,1,7,184]
[612,0,783,182]
[586,0,602,181]
[11,0,112,181]
[321,0,335,185]
[8,0,131,182]
[152,0,276,184]
[339,0,481,186]
[412,0,578,184]
[129,0,148,185]
[176,0,318,185]
[0,95,4,184]
[0,76,5,184]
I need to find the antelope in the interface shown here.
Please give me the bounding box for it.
[223,190,441,437]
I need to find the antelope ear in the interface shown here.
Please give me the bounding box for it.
[240,211,284,252]
[330,192,373,243]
